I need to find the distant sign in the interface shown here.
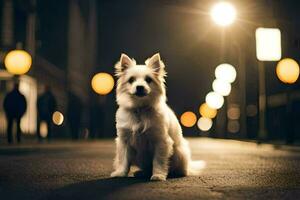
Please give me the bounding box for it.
[256,28,281,61]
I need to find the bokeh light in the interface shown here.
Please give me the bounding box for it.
[91,72,115,95]
[246,104,258,117]
[212,79,232,96]
[215,63,237,83]
[227,104,240,120]
[276,58,299,84]
[180,111,197,128]
[228,120,240,133]
[205,92,224,109]
[40,122,48,138]
[52,111,64,126]
[199,103,217,119]
[197,117,213,131]
[210,1,236,27]
[4,50,32,75]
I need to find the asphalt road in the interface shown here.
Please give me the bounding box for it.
[0,138,300,200]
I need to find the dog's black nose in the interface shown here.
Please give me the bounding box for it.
[135,86,146,97]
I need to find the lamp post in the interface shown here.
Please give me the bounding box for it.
[210,1,283,141]
[255,28,282,140]
[210,2,244,138]
[276,58,299,144]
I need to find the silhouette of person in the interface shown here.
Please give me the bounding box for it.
[37,85,57,141]
[67,92,82,140]
[3,82,27,144]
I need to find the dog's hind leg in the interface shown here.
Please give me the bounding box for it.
[168,144,189,177]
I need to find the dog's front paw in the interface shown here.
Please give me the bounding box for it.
[150,174,167,181]
[110,170,128,178]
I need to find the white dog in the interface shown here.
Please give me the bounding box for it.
[111,53,204,181]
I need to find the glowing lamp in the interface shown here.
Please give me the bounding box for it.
[4,50,32,75]
[212,79,231,96]
[205,92,224,109]
[197,117,213,131]
[210,2,236,27]
[91,72,115,95]
[180,111,197,128]
[276,58,299,84]
[52,111,64,126]
[199,103,217,119]
[40,122,48,138]
[215,64,236,83]
[256,28,281,61]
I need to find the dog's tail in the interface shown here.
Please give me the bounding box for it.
[188,160,206,176]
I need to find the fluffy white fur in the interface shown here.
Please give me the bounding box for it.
[111,53,204,181]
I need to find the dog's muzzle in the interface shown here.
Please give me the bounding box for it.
[135,86,147,97]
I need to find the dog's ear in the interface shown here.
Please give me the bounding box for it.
[146,53,166,76]
[115,53,135,77]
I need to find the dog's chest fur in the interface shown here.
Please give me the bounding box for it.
[117,107,163,151]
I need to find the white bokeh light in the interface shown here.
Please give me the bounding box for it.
[205,92,224,109]
[210,2,237,27]
[215,63,237,83]
[197,117,213,131]
[212,79,232,96]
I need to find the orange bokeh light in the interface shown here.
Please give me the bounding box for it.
[180,111,197,128]
[199,103,217,119]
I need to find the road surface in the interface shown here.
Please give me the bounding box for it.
[0,138,299,199]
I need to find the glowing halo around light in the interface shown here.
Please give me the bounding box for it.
[180,111,197,128]
[210,1,237,27]
[91,72,115,95]
[276,58,299,84]
[215,63,237,83]
[52,111,64,125]
[205,92,224,109]
[212,79,232,96]
[199,103,217,119]
[4,50,32,75]
[197,117,213,131]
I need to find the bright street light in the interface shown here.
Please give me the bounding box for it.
[4,50,32,75]
[210,1,236,27]
[256,28,282,61]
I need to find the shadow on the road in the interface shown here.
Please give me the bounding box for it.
[48,177,148,200]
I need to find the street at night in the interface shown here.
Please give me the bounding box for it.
[0,138,299,200]
[1,0,300,199]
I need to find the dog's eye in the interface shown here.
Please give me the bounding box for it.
[128,77,135,84]
[145,76,152,83]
